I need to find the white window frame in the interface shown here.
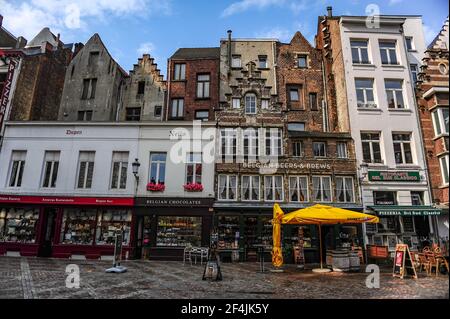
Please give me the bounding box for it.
[361,132,383,164]
[335,176,355,203]
[313,142,327,158]
[264,175,284,202]
[289,176,309,203]
[174,63,186,80]
[392,133,414,165]
[385,80,406,109]
[8,151,26,188]
[218,174,238,201]
[171,99,184,118]
[110,152,129,190]
[220,128,237,158]
[405,37,415,51]
[241,175,260,201]
[149,152,167,184]
[439,155,449,186]
[42,151,60,189]
[312,176,332,202]
[337,142,348,159]
[410,64,418,83]
[242,128,259,158]
[297,54,308,68]
[77,151,95,189]
[265,128,283,156]
[432,108,449,137]
[196,74,210,98]
[350,39,370,64]
[379,41,398,65]
[232,98,241,109]
[355,78,376,108]
[258,56,268,69]
[261,99,270,110]
[186,153,202,184]
[292,141,304,157]
[245,93,257,114]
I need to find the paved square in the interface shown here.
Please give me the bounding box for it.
[0,257,447,299]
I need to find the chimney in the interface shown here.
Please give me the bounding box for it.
[73,42,84,57]
[0,15,3,28]
[227,30,232,70]
[327,6,333,18]
[16,36,27,49]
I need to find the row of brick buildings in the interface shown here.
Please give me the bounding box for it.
[0,8,448,262]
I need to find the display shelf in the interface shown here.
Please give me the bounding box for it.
[217,216,240,249]
[156,217,202,247]
[0,208,39,243]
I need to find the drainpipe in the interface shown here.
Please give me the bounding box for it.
[321,60,330,132]
[272,40,278,96]
[165,58,171,121]
[227,30,232,72]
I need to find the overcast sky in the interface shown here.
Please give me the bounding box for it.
[1,0,448,75]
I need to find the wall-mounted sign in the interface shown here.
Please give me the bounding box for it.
[135,197,214,207]
[369,206,441,216]
[242,162,332,170]
[0,195,134,206]
[368,171,420,182]
[0,59,17,132]
[66,129,82,135]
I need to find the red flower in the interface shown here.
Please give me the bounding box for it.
[183,183,204,192]
[147,183,165,192]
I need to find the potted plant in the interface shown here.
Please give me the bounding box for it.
[183,182,204,192]
[147,182,165,192]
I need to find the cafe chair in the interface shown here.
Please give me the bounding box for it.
[427,254,440,277]
[183,245,193,266]
[417,254,431,274]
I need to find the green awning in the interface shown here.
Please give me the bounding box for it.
[368,206,441,217]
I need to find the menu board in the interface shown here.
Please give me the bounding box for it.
[393,244,417,279]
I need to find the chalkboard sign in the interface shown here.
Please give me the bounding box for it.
[393,244,417,279]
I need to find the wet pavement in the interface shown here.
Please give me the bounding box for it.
[0,256,448,299]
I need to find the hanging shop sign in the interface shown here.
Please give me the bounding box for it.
[0,59,17,131]
[0,195,134,206]
[368,171,421,182]
[135,197,214,207]
[369,206,441,216]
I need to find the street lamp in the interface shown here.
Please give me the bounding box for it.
[358,162,369,263]
[359,162,369,181]
[132,158,141,178]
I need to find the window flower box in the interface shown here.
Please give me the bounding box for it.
[147,183,165,192]
[183,183,204,192]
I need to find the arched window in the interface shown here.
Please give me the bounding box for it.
[245,93,257,114]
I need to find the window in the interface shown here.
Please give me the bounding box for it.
[401,217,415,233]
[96,210,132,245]
[288,123,305,132]
[309,93,318,110]
[9,151,26,187]
[42,151,60,188]
[81,78,97,100]
[361,132,382,164]
[245,93,257,114]
[77,152,95,189]
[59,209,96,245]
[261,99,270,110]
[220,128,237,158]
[232,98,241,109]
[355,79,376,108]
[313,142,327,157]
[374,191,397,206]
[197,74,210,98]
[439,63,448,75]
[258,55,268,68]
[157,216,202,247]
[351,40,370,64]
[265,128,282,156]
[298,55,307,68]
[289,88,300,102]
[126,107,141,121]
[77,110,93,121]
[111,152,128,190]
[243,128,259,159]
[186,153,202,184]
[154,105,162,118]
[195,110,209,121]
[432,108,449,136]
[289,176,308,202]
[439,155,449,185]
[410,64,418,83]
[149,153,166,184]
[170,99,184,119]
[393,133,413,164]
[411,191,424,206]
[218,175,237,200]
[385,80,405,109]
[312,176,332,202]
[336,177,354,203]
[337,142,348,159]
[379,41,398,65]
[264,176,283,201]
[137,81,145,95]
[0,207,39,243]
[88,51,99,67]
[242,175,260,201]
[174,63,186,80]
[231,55,241,68]
[405,37,414,51]
[292,141,303,157]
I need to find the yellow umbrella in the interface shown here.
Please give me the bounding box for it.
[271,203,284,268]
[275,204,379,272]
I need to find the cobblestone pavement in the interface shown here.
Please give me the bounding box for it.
[0,256,448,299]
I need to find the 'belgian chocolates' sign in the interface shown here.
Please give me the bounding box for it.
[135,197,214,207]
[368,171,420,182]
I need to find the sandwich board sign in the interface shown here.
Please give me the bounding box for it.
[393,244,417,279]
[106,231,127,273]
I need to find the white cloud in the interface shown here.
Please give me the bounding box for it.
[423,24,438,45]
[221,0,285,17]
[255,27,292,42]
[388,0,403,5]
[137,42,156,56]
[0,0,171,40]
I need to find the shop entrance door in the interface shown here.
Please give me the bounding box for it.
[39,208,57,257]
[320,225,335,263]
[135,216,152,259]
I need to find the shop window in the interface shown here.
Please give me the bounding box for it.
[241,175,260,201]
[0,207,39,243]
[173,63,186,80]
[401,216,415,233]
[387,235,398,250]
[60,209,97,245]
[374,191,397,206]
[385,80,405,109]
[361,132,383,164]
[379,41,398,65]
[77,151,95,189]
[42,151,60,188]
[9,151,26,188]
[245,93,257,114]
[218,174,237,201]
[259,216,273,249]
[411,191,424,206]
[186,153,202,184]
[217,216,240,249]
[243,128,259,159]
[378,217,398,233]
[312,176,332,202]
[220,128,237,159]
[157,216,202,247]
[337,142,348,159]
[338,226,359,248]
[265,128,282,157]
[393,133,413,164]
[289,176,308,202]
[244,217,259,257]
[336,176,354,203]
[126,107,141,121]
[196,74,210,98]
[111,152,129,190]
[264,175,283,202]
[149,152,166,184]
[313,142,327,157]
[95,210,132,245]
